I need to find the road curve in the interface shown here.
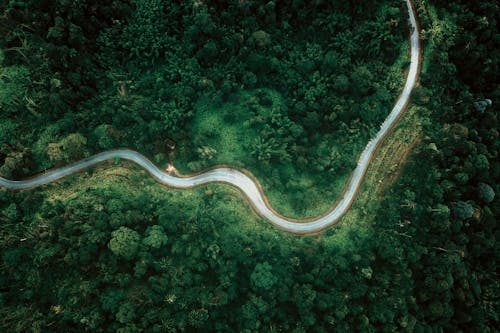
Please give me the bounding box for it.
[0,0,420,234]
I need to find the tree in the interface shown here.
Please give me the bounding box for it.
[143,225,168,249]
[0,120,18,146]
[0,65,30,112]
[2,203,19,221]
[93,124,115,149]
[451,201,474,220]
[47,16,66,42]
[188,308,209,329]
[322,50,343,75]
[116,303,137,324]
[196,40,218,66]
[478,183,495,203]
[471,153,490,174]
[47,133,88,163]
[294,284,317,326]
[250,262,278,291]
[350,65,374,96]
[109,227,141,260]
[250,137,289,164]
[250,30,271,47]
[429,204,451,231]
[333,74,350,93]
[0,148,31,178]
[59,133,88,161]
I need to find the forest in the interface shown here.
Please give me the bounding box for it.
[0,0,409,216]
[0,0,498,332]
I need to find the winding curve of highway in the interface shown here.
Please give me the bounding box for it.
[0,0,421,234]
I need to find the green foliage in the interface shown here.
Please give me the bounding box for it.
[109,227,141,260]
[118,0,171,61]
[250,262,278,290]
[0,0,498,332]
[142,225,168,249]
[250,136,289,164]
[92,125,116,150]
[0,120,18,146]
[0,65,30,111]
[451,201,474,220]
[478,183,495,203]
[47,133,88,163]
[1,203,18,221]
[350,65,375,96]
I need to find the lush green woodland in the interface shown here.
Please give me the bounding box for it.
[0,0,498,332]
[0,0,409,216]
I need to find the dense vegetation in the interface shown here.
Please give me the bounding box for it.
[0,0,409,216]
[0,0,498,332]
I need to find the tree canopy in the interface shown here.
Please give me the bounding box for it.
[0,0,498,331]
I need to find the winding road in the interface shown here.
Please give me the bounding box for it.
[0,0,421,234]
